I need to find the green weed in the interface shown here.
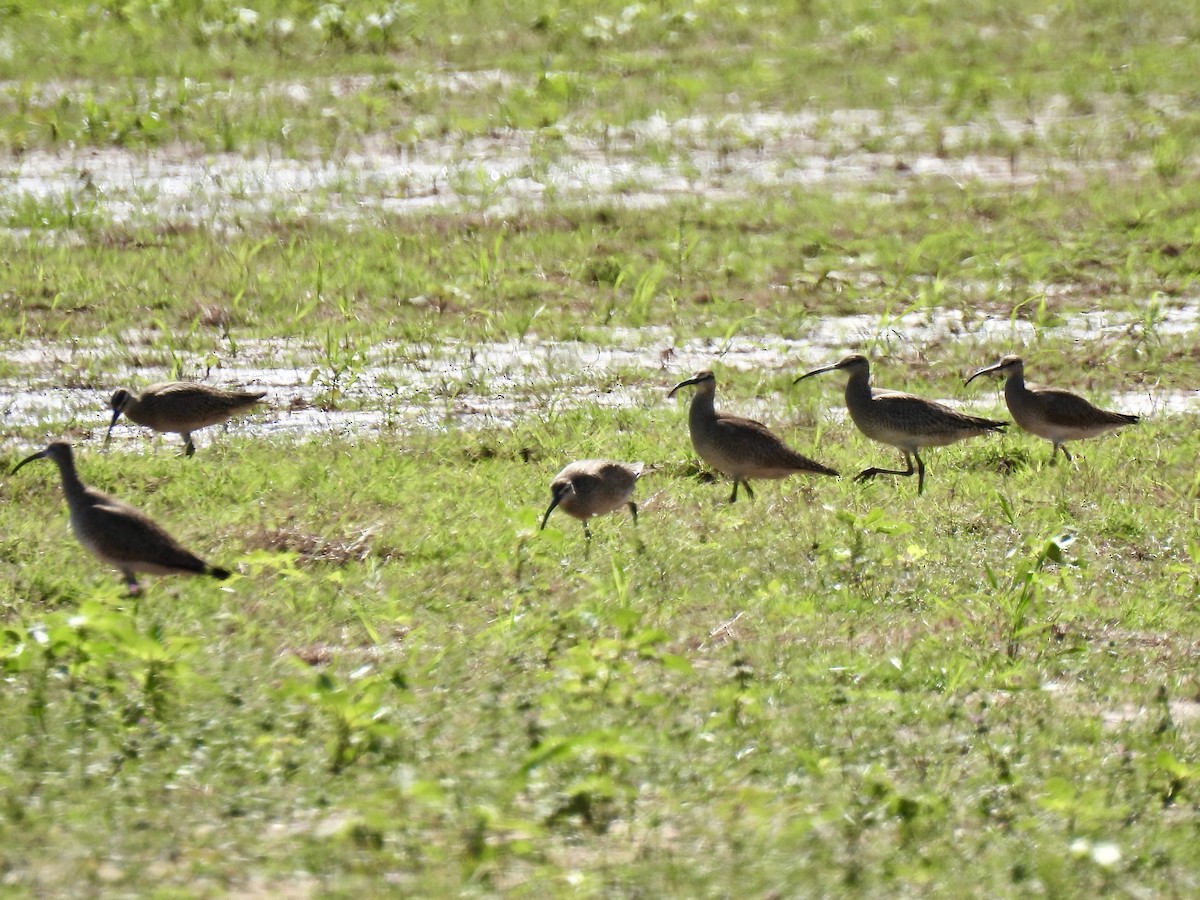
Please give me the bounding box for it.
[1,0,1199,893]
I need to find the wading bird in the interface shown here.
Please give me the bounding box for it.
[540,459,644,542]
[108,382,266,456]
[12,441,231,594]
[965,354,1139,463]
[795,355,1006,495]
[668,370,838,503]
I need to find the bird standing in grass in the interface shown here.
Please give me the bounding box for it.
[795,354,1006,495]
[541,459,644,542]
[107,382,266,456]
[965,354,1139,463]
[668,369,838,503]
[12,441,231,594]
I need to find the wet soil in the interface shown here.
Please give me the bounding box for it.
[2,309,1194,450]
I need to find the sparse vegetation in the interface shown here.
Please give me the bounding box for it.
[1,0,1198,895]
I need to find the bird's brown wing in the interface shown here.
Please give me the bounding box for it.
[714,414,838,476]
[872,391,1005,431]
[144,382,264,402]
[592,461,643,491]
[1034,387,1137,428]
[131,384,265,431]
[84,495,211,574]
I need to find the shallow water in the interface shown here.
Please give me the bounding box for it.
[2,308,1195,450]
[0,101,1145,229]
[0,83,1192,445]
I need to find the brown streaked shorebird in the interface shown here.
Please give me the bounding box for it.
[795,355,1006,495]
[11,441,231,594]
[667,370,838,503]
[541,460,644,541]
[108,382,267,456]
[965,354,1139,463]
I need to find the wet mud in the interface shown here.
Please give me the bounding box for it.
[2,309,1194,451]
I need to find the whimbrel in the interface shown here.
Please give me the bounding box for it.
[795,355,1006,495]
[540,460,644,541]
[11,441,231,594]
[108,382,266,456]
[668,370,838,503]
[965,355,1139,463]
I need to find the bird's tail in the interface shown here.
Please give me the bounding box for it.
[973,416,1008,432]
[802,457,840,477]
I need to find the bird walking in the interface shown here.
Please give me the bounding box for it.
[965,355,1139,463]
[108,382,266,456]
[11,441,231,594]
[541,460,644,542]
[668,370,838,503]
[795,355,1006,495]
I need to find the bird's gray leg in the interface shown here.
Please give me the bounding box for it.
[1060,444,1073,464]
[853,452,917,485]
[742,481,755,501]
[627,502,646,554]
[729,481,740,503]
[183,433,196,457]
[122,570,142,596]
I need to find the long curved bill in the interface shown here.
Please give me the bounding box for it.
[667,374,704,398]
[964,362,1005,386]
[794,362,842,384]
[105,408,124,444]
[11,448,46,475]
[540,495,562,531]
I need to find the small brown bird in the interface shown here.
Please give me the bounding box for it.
[965,355,1139,463]
[668,370,838,503]
[108,382,266,456]
[796,354,1006,495]
[12,441,231,594]
[541,460,644,541]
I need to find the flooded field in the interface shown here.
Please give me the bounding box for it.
[2,85,1193,445]
[3,303,1195,450]
[5,8,1200,896]
[0,99,1155,229]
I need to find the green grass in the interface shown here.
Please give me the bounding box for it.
[1,411,1197,895]
[4,0,1200,153]
[2,0,1199,894]
[3,182,1200,354]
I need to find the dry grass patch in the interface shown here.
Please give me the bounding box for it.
[245,524,384,566]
